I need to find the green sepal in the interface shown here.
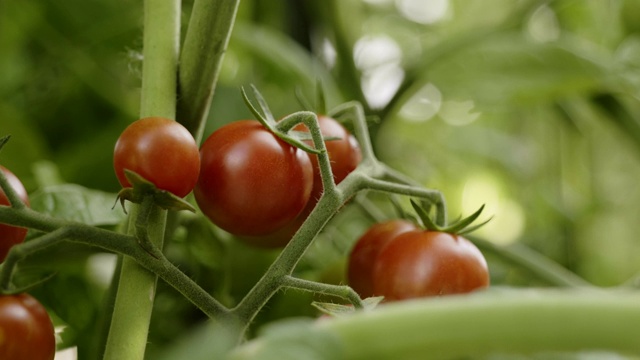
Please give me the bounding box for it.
[410,199,490,235]
[116,170,196,213]
[241,86,323,155]
[442,204,485,234]
[410,199,441,231]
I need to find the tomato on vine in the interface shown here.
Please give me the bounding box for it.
[0,293,56,360]
[349,201,490,301]
[0,165,29,263]
[113,117,200,198]
[243,115,362,248]
[373,230,489,301]
[195,120,313,237]
[294,115,362,201]
[347,220,418,298]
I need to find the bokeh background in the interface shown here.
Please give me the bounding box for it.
[3,0,640,358]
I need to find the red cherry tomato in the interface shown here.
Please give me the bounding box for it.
[195,120,313,237]
[0,165,29,262]
[347,220,418,298]
[373,231,489,301]
[113,117,200,198]
[0,293,56,360]
[243,116,362,248]
[294,115,362,201]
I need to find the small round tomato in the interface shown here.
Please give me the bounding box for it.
[244,116,362,248]
[373,231,489,301]
[0,165,29,263]
[195,120,313,237]
[114,117,200,198]
[0,293,56,360]
[294,115,361,201]
[347,220,418,298]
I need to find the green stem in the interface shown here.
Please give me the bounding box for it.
[469,236,592,288]
[282,276,364,308]
[0,205,230,319]
[177,0,241,141]
[230,289,640,359]
[104,1,180,359]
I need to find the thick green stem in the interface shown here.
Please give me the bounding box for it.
[230,289,640,359]
[177,0,240,141]
[104,1,179,359]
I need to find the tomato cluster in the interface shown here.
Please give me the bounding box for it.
[0,293,56,360]
[348,220,490,301]
[113,115,361,245]
[0,165,30,263]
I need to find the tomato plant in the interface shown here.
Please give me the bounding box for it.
[194,120,313,237]
[0,293,56,360]
[0,165,29,263]
[113,117,200,198]
[373,230,490,301]
[347,220,418,298]
[294,115,362,201]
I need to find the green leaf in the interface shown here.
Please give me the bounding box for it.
[30,184,126,226]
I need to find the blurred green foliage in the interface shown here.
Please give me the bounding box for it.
[3,0,640,358]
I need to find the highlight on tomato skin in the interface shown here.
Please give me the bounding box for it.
[372,230,490,301]
[194,120,314,237]
[0,293,56,360]
[0,165,30,263]
[113,117,200,198]
[347,220,418,298]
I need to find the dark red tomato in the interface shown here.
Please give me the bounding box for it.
[347,220,418,298]
[373,231,489,301]
[114,117,200,198]
[243,116,362,248]
[0,166,29,263]
[294,115,361,201]
[0,293,56,360]
[195,120,313,237]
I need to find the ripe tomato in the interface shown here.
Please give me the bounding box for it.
[195,120,313,237]
[0,293,56,360]
[347,220,418,298]
[0,166,29,263]
[373,231,489,301]
[242,116,362,248]
[294,115,361,201]
[114,117,200,198]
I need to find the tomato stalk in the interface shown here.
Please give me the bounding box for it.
[230,289,640,359]
[177,0,241,141]
[103,0,180,359]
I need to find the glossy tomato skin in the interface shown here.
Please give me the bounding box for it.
[195,120,313,237]
[0,294,56,360]
[244,116,362,248]
[347,220,417,298]
[373,231,489,301]
[114,117,200,198]
[295,115,362,201]
[0,166,30,262]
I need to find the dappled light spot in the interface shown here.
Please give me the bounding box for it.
[399,83,442,122]
[396,0,450,25]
